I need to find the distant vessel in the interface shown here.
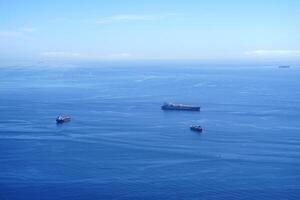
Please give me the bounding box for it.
[190,125,203,132]
[161,102,200,111]
[56,115,71,123]
[278,65,290,69]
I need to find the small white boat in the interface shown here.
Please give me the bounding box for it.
[56,115,71,123]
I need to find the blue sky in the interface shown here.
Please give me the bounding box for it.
[0,0,300,63]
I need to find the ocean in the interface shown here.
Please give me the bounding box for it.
[0,63,300,199]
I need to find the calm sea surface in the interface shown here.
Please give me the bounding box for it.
[0,63,300,199]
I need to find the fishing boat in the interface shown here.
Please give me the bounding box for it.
[190,125,203,132]
[56,115,71,123]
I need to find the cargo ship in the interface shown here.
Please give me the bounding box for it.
[161,102,200,111]
[278,65,290,69]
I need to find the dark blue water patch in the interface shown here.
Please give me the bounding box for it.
[0,65,300,199]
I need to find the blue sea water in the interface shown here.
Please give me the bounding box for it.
[0,63,300,200]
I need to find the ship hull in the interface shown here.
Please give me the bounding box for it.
[161,105,200,111]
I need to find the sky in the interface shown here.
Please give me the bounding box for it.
[0,0,300,64]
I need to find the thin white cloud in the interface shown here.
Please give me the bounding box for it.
[0,27,36,38]
[245,50,300,57]
[0,30,23,37]
[40,51,135,60]
[41,52,82,59]
[20,27,36,33]
[49,14,181,25]
[96,13,180,24]
[107,53,132,58]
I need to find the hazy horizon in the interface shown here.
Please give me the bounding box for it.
[1,0,300,65]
